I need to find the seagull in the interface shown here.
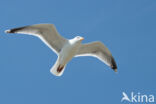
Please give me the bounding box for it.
[5,24,117,76]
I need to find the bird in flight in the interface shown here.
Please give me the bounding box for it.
[5,24,117,76]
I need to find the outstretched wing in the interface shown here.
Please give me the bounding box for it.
[5,24,67,54]
[75,41,117,72]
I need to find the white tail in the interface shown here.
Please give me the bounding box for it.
[50,59,66,76]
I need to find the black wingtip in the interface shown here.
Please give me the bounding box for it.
[111,57,117,72]
[5,27,25,34]
[5,29,11,33]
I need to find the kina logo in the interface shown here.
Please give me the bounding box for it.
[121,92,154,103]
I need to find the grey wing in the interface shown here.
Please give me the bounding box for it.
[5,24,67,54]
[75,41,117,72]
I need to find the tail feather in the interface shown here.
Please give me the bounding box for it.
[50,61,66,76]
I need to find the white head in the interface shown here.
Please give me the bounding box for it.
[73,36,84,42]
[69,36,84,45]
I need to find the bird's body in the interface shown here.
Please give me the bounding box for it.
[51,39,82,76]
[59,39,82,64]
[5,23,117,76]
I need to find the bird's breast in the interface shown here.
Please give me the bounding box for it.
[59,43,80,64]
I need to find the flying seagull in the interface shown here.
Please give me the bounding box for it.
[5,24,117,76]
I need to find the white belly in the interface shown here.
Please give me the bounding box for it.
[58,42,80,65]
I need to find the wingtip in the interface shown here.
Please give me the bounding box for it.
[112,65,117,72]
[111,57,118,72]
[114,68,117,72]
[5,29,11,33]
[111,65,117,72]
[5,27,25,34]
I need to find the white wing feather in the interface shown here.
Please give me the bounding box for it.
[75,41,117,71]
[5,24,67,54]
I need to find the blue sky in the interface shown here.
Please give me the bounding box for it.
[0,0,156,104]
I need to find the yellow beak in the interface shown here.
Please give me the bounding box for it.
[80,37,84,41]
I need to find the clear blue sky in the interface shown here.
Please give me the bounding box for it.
[0,0,156,104]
